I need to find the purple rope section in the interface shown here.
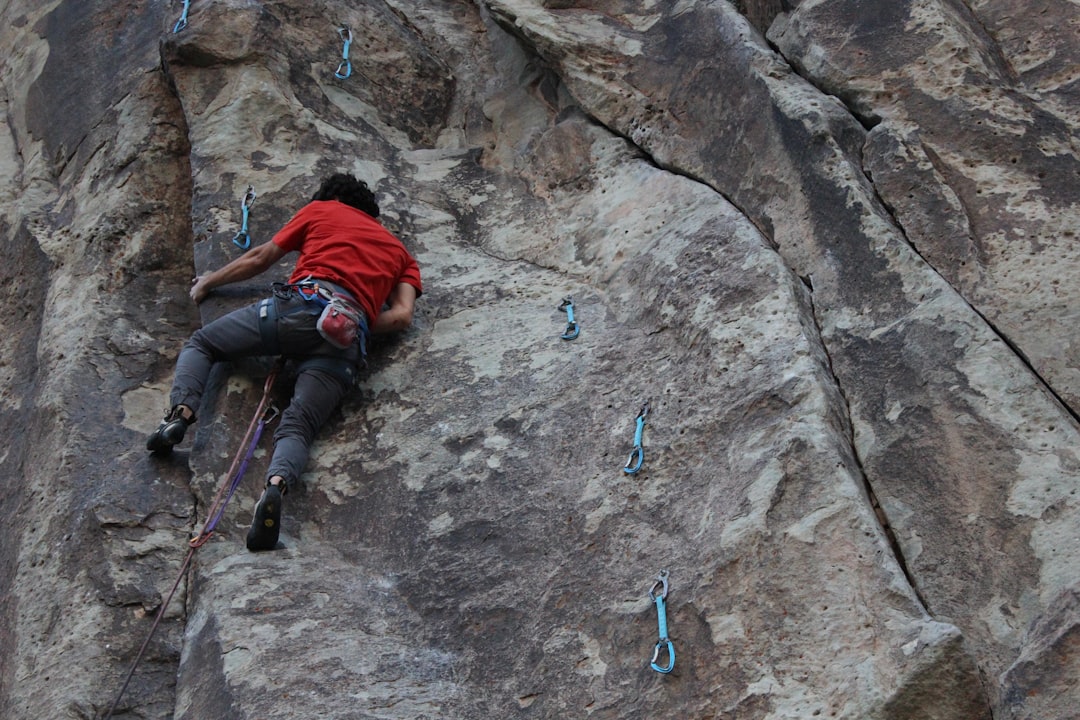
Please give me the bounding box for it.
[104,368,279,718]
[191,416,269,546]
[189,368,278,549]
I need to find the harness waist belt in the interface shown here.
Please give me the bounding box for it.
[295,278,366,319]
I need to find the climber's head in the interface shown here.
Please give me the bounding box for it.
[313,172,380,218]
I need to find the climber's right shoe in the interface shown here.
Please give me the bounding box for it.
[246,484,283,552]
[146,406,193,454]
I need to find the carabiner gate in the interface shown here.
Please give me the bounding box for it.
[263,403,281,426]
[651,638,676,674]
[649,569,669,601]
[241,184,257,210]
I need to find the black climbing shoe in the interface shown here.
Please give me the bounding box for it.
[146,406,193,454]
[246,484,283,552]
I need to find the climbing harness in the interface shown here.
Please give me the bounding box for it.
[232,185,257,249]
[269,280,370,353]
[334,25,353,79]
[558,296,579,340]
[623,401,649,474]
[104,368,280,719]
[173,0,191,33]
[649,570,676,674]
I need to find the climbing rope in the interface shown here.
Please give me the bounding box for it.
[558,296,579,340]
[173,0,191,33]
[232,185,257,250]
[649,570,675,674]
[334,25,353,79]
[102,546,195,719]
[623,401,649,474]
[190,397,279,547]
[103,367,279,718]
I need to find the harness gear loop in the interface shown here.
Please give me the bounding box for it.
[173,0,191,33]
[559,296,579,340]
[103,367,280,719]
[272,279,335,307]
[335,25,353,79]
[649,569,675,674]
[623,400,649,474]
[232,185,257,249]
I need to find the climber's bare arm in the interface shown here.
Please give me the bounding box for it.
[371,282,417,334]
[190,241,287,304]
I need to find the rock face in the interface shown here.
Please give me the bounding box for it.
[1,1,1078,718]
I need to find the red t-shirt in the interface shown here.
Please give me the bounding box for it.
[272,200,422,323]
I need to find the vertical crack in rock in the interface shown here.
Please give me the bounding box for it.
[953,0,1023,85]
[872,139,1080,428]
[800,274,934,615]
[867,120,1080,422]
[485,0,942,663]
[763,9,1080,622]
[973,314,1080,426]
[500,15,936,617]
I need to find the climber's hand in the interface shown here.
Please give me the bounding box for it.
[190,275,213,304]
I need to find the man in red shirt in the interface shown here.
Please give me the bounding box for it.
[147,173,422,551]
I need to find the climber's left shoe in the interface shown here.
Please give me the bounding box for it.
[146,406,194,455]
[246,484,283,552]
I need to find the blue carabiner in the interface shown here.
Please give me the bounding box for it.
[231,185,257,249]
[651,635,676,674]
[649,570,675,674]
[335,25,353,79]
[173,0,191,33]
[623,401,649,474]
[559,296,579,340]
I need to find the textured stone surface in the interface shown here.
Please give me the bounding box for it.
[770,0,1080,411]
[0,1,1077,719]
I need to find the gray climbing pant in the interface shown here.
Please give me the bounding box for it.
[169,287,366,488]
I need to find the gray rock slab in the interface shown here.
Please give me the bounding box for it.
[1,1,1078,719]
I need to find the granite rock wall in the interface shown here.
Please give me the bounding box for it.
[0,1,1077,719]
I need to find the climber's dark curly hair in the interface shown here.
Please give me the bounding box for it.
[312,172,380,218]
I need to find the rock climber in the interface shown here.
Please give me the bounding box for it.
[147,172,422,551]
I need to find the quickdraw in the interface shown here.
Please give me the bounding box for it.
[649,570,676,674]
[334,25,353,79]
[232,185,257,249]
[173,0,191,33]
[623,401,649,474]
[559,296,579,340]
